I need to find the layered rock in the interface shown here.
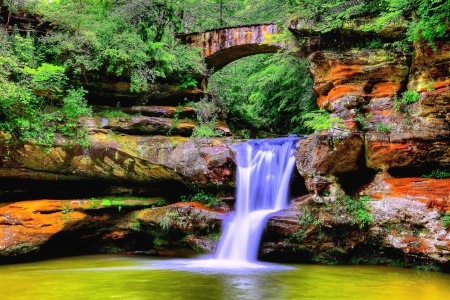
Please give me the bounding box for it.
[80,116,231,137]
[0,132,235,194]
[277,35,450,269]
[261,194,450,270]
[0,200,224,259]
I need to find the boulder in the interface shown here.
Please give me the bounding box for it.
[294,132,364,193]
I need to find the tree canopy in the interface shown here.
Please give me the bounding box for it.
[0,0,449,142]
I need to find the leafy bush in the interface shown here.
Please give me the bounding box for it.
[209,54,317,135]
[191,119,223,138]
[158,211,179,233]
[422,169,450,179]
[189,98,223,138]
[440,212,450,229]
[376,123,390,133]
[341,195,374,229]
[97,110,131,119]
[403,90,420,104]
[180,190,224,208]
[354,112,373,130]
[34,0,204,92]
[0,29,91,148]
[301,110,345,131]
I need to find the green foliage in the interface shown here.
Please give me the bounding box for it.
[156,199,167,207]
[97,109,131,119]
[177,0,290,32]
[376,123,390,133]
[180,190,224,208]
[209,53,317,135]
[0,29,91,148]
[191,118,222,138]
[61,205,74,214]
[291,0,449,46]
[365,38,384,49]
[439,212,450,229]
[35,0,204,92]
[178,74,197,89]
[158,211,179,233]
[403,90,420,104]
[341,195,374,229]
[301,110,345,131]
[422,169,450,179]
[189,98,223,138]
[354,112,373,130]
[166,104,182,136]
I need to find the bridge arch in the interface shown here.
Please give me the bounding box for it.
[179,23,281,72]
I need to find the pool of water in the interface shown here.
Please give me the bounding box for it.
[1,255,450,300]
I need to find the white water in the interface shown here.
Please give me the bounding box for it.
[214,136,299,263]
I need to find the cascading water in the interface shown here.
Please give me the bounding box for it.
[214,136,299,263]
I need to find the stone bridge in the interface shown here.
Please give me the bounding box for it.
[178,23,280,71]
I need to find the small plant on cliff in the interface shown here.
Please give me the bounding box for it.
[191,118,223,138]
[98,109,137,119]
[178,74,197,89]
[376,123,391,133]
[61,205,74,214]
[301,110,345,131]
[354,112,373,131]
[439,212,450,229]
[158,211,179,233]
[167,105,183,136]
[422,169,450,179]
[341,195,374,229]
[180,190,224,208]
[403,90,420,104]
[394,90,420,116]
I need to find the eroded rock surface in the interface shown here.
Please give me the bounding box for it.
[261,195,450,270]
[0,200,224,260]
[0,132,235,191]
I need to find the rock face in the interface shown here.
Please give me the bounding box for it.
[0,200,224,260]
[262,36,450,270]
[261,194,450,270]
[0,103,235,201]
[309,49,410,110]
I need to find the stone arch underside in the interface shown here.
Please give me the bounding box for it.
[206,44,281,71]
[180,23,281,71]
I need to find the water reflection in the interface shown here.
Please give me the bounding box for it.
[1,255,450,300]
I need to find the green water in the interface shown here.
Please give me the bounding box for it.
[1,255,450,300]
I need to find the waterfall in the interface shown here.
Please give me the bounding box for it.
[214,136,299,263]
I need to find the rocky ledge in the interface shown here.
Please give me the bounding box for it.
[0,201,225,261]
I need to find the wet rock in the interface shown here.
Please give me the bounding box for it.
[294,132,364,193]
[360,172,450,212]
[136,202,226,257]
[261,195,450,269]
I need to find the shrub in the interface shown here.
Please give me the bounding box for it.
[301,110,345,131]
[180,190,224,208]
[403,90,420,104]
[422,169,450,179]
